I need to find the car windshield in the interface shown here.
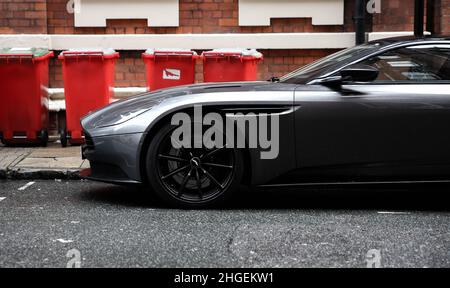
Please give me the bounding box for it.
[280,43,381,84]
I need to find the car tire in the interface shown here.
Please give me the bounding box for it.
[146,122,244,209]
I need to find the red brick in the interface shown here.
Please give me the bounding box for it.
[218,18,237,26]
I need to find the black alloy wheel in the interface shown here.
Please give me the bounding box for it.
[146,122,244,208]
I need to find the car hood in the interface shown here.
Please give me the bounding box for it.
[155,81,273,94]
[83,81,277,119]
[81,81,302,132]
[81,82,270,127]
[122,81,275,103]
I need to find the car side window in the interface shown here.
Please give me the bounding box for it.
[358,44,450,83]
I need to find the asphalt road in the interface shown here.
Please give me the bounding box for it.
[0,180,448,268]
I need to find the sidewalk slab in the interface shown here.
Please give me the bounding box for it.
[15,157,84,169]
[27,146,82,158]
[0,143,88,180]
[0,147,33,168]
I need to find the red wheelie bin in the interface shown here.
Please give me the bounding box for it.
[0,48,53,146]
[202,48,263,82]
[142,49,198,91]
[59,49,119,147]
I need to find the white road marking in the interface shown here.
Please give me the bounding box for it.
[0,197,6,202]
[377,211,410,215]
[18,182,35,191]
[56,239,74,244]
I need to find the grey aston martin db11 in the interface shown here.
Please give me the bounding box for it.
[81,36,450,208]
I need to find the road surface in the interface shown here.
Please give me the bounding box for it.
[0,180,448,267]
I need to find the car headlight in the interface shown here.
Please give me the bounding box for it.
[86,90,188,129]
[89,95,165,128]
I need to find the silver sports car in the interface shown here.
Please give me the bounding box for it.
[81,36,450,208]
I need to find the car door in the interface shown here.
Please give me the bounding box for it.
[294,43,450,182]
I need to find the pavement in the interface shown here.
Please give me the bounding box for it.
[0,143,87,180]
[0,180,449,268]
[0,144,449,268]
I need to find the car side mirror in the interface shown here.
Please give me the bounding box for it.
[340,65,379,83]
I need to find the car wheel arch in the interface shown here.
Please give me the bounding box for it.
[137,107,253,186]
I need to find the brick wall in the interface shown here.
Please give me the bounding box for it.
[49,49,338,88]
[0,0,385,35]
[2,0,449,88]
[371,0,450,34]
[0,0,47,33]
[372,0,415,32]
[439,0,450,34]
[39,0,353,87]
[2,1,448,35]
[44,0,352,35]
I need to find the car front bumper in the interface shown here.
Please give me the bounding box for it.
[81,132,144,185]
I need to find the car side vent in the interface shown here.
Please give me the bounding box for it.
[220,106,293,114]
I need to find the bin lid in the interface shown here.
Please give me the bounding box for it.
[0,47,51,58]
[202,48,263,58]
[60,48,118,58]
[144,48,197,56]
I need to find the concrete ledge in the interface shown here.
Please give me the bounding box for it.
[0,34,50,49]
[51,33,357,50]
[48,87,147,100]
[368,31,431,41]
[114,87,148,97]
[48,87,147,112]
[0,32,419,51]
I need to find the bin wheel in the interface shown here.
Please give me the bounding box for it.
[38,130,49,147]
[60,129,68,148]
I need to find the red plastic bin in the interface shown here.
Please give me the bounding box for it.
[59,49,119,147]
[202,48,263,82]
[0,48,53,146]
[142,49,198,91]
